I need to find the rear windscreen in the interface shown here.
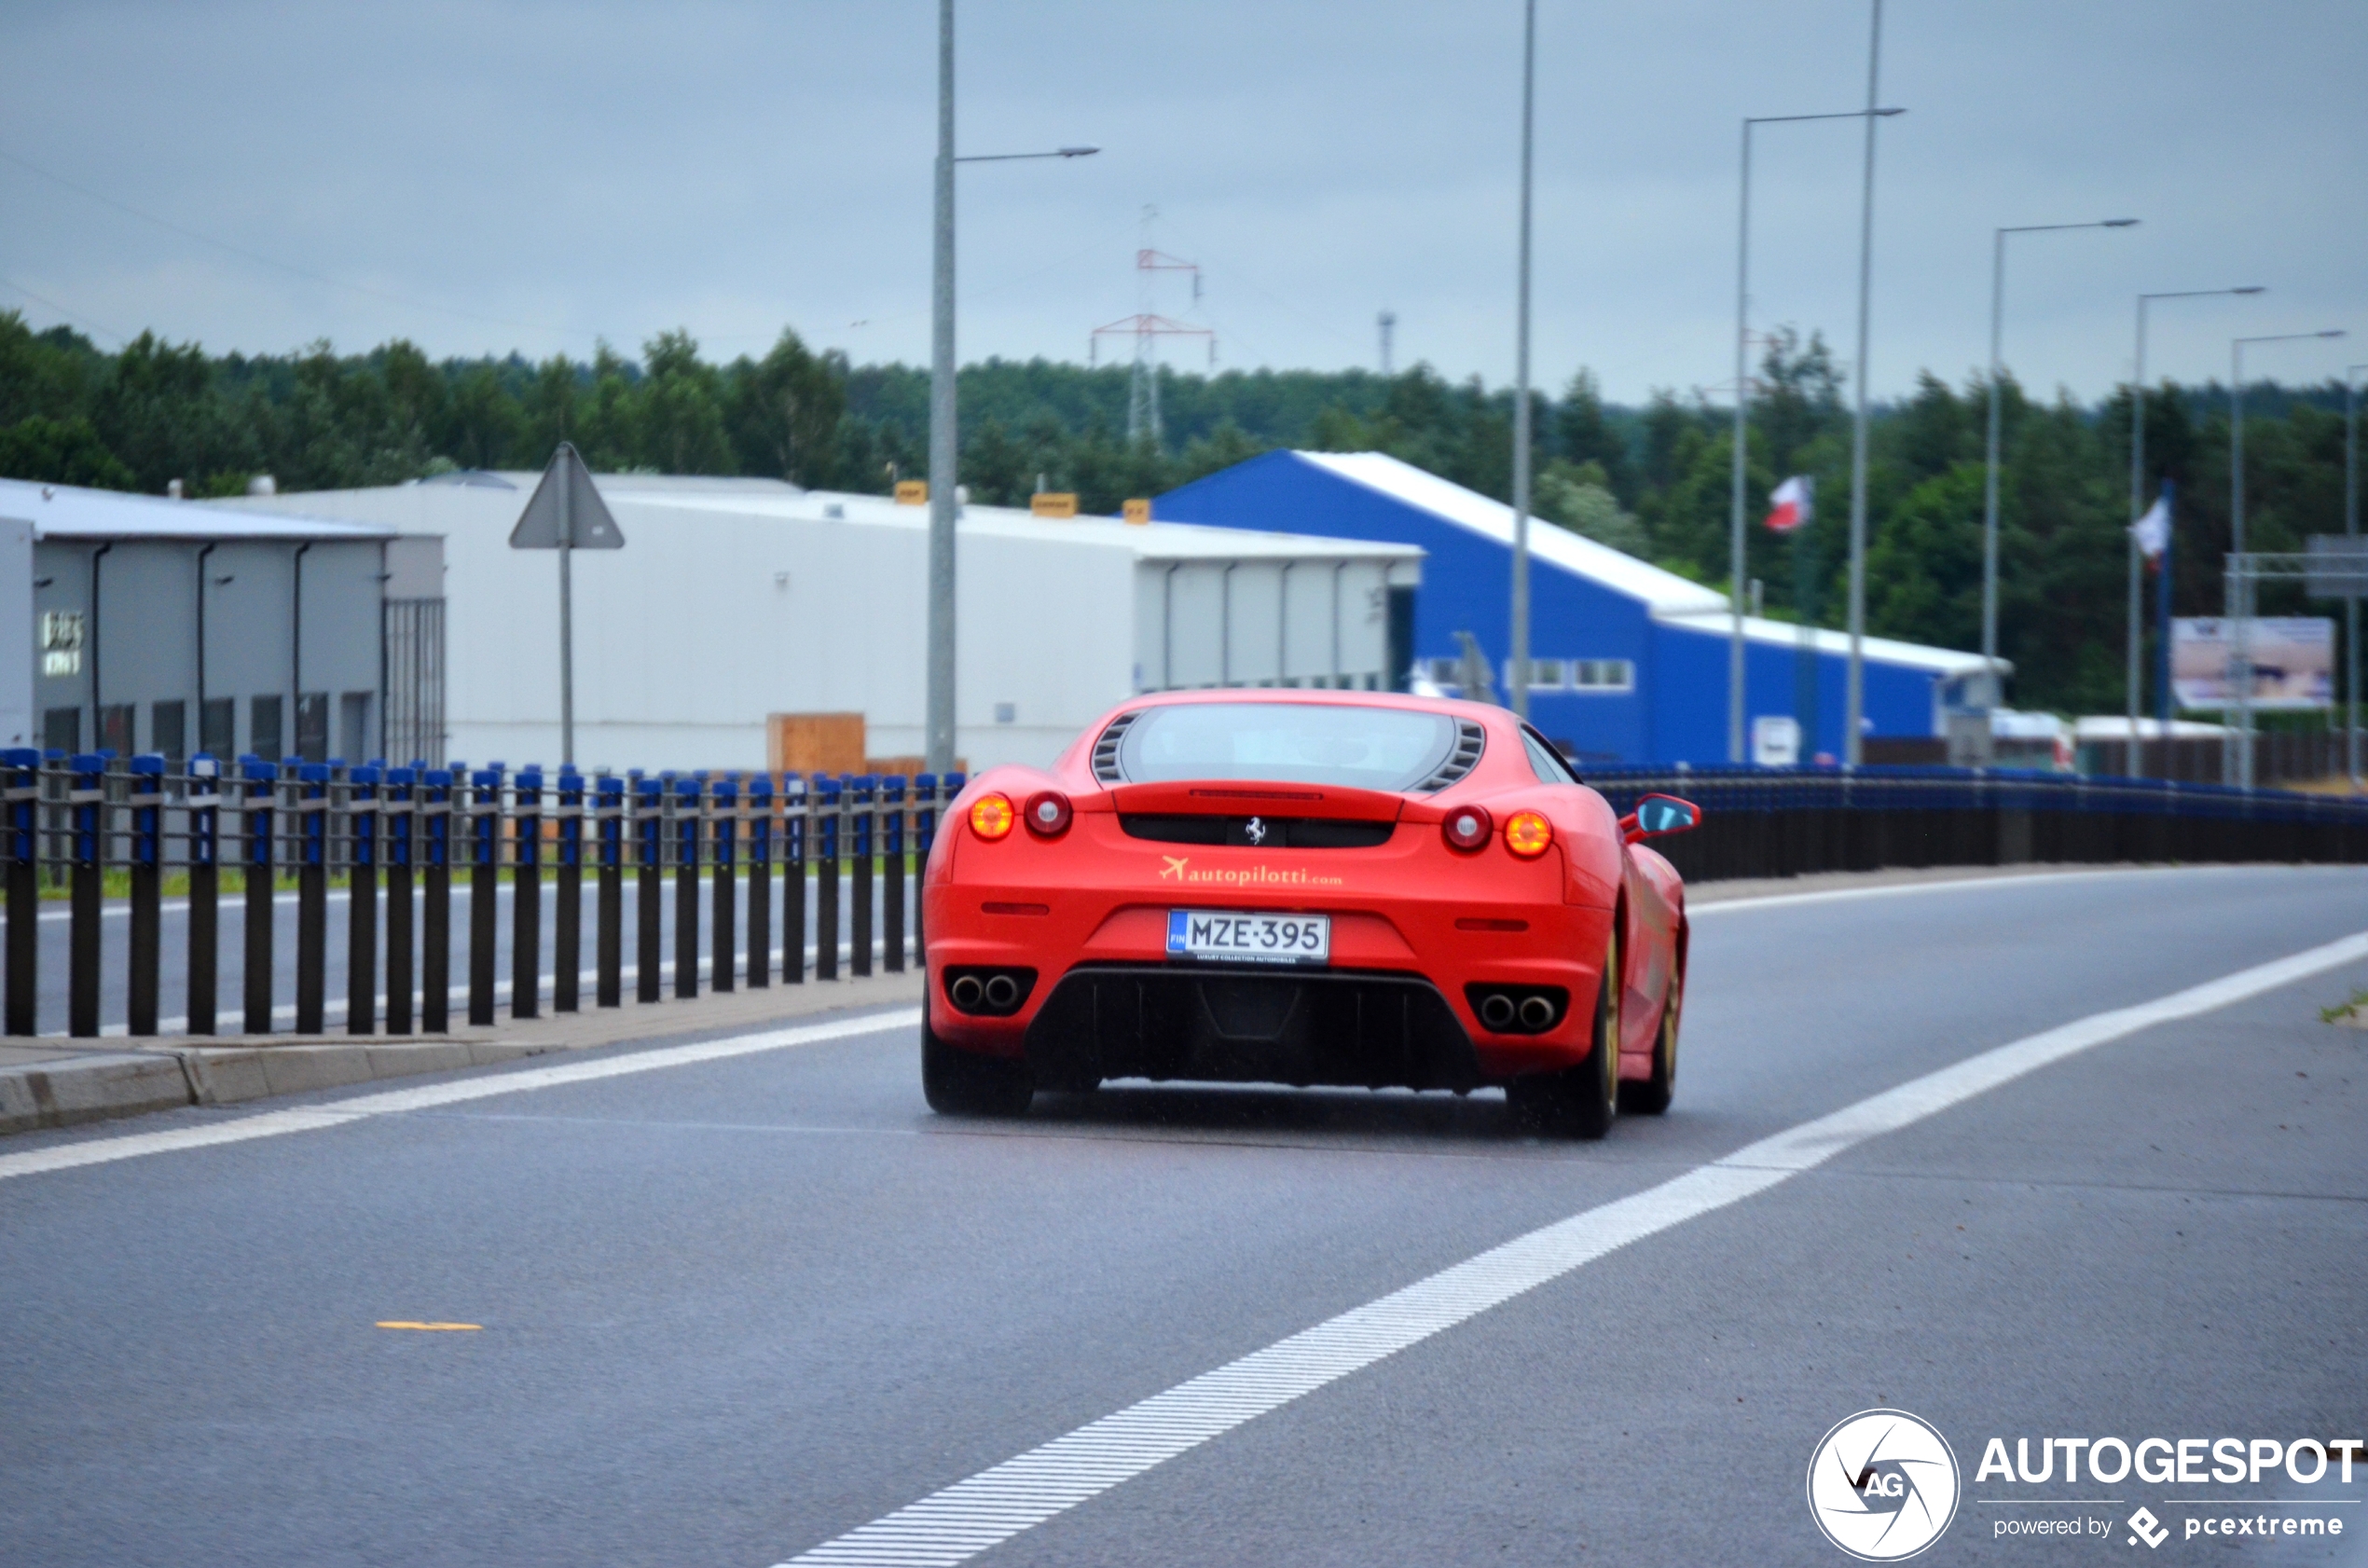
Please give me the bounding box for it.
[1117,703,1457,792]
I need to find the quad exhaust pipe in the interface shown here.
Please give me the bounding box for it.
[943,967,1037,1017]
[1466,984,1568,1037]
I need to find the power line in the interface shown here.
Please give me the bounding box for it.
[0,275,127,345]
[0,144,601,344]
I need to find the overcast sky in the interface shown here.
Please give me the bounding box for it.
[3,1,2361,405]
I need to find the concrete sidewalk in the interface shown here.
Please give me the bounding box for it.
[0,971,925,1136]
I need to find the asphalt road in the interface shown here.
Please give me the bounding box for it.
[19,871,904,1035]
[3,864,2364,1567]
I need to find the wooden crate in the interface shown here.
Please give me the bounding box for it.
[767,712,867,777]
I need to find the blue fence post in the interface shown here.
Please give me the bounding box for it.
[556,766,585,1012]
[422,768,453,1033]
[346,765,379,1035]
[3,748,36,1035]
[385,766,415,1035]
[468,766,503,1026]
[295,763,331,1033]
[241,756,277,1035]
[596,774,625,1008]
[186,754,219,1036]
[711,775,737,994]
[512,765,543,1020]
[881,774,907,973]
[127,753,165,1036]
[782,773,807,983]
[815,775,841,982]
[66,751,104,1037]
[849,774,875,979]
[674,774,703,998]
[747,773,774,988]
[635,775,663,1003]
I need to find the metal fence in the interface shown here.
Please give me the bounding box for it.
[1586,764,2368,884]
[2,750,963,1040]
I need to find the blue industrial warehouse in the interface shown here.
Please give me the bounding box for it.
[1158,450,1994,766]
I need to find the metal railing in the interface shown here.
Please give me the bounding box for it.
[2,749,963,1039]
[1585,763,2368,884]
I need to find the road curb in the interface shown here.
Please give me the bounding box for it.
[0,971,926,1137]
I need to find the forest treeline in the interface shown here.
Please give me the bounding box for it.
[0,310,2355,717]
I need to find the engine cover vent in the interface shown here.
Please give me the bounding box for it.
[1414,719,1486,792]
[1091,710,1144,784]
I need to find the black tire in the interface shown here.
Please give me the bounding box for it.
[1506,927,1621,1140]
[1619,967,1679,1117]
[922,1020,1035,1117]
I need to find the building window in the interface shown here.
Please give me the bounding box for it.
[338,693,373,763]
[200,698,236,758]
[1570,659,1634,693]
[99,704,135,756]
[250,695,282,760]
[43,707,79,754]
[152,700,186,762]
[1505,657,1568,690]
[296,692,329,763]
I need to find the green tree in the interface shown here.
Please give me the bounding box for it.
[635,329,732,475]
[726,328,847,486]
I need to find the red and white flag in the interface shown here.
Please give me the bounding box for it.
[1766,475,1812,533]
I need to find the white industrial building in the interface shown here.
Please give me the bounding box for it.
[1,479,443,762]
[225,475,1421,773]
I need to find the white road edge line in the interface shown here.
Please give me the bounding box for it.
[769,927,2368,1568]
[0,1008,923,1182]
[1685,861,2350,918]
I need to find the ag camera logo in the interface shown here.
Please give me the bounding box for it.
[1808,1409,1962,1561]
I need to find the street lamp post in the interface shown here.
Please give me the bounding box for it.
[2124,287,2263,777]
[2347,363,2366,787]
[1842,0,1884,766]
[1509,0,1536,719]
[924,0,1097,774]
[1981,220,2136,722]
[1726,105,1902,764]
[2227,327,2347,788]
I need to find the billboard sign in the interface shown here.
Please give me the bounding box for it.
[2170,617,2334,711]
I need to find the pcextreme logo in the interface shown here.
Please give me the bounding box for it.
[1154,855,1343,888]
[1808,1409,1962,1561]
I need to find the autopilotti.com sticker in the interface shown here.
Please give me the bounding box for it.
[1808,1411,2362,1556]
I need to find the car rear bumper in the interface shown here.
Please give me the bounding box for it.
[1022,963,1487,1092]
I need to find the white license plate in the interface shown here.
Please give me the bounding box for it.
[1165,909,1330,966]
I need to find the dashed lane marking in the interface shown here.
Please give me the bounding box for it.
[770,928,2368,1568]
[375,1322,481,1331]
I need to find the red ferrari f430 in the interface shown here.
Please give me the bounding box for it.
[920,690,1700,1137]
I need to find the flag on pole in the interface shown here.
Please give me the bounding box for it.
[1766,475,1812,533]
[2130,493,2170,568]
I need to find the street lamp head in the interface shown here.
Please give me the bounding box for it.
[2102,218,2141,227]
[2233,286,2266,295]
[1057,146,1100,158]
[1874,106,1907,117]
[2318,329,2347,339]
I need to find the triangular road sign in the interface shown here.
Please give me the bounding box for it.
[510,443,625,549]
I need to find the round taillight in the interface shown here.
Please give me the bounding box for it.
[1442,805,1494,851]
[1504,811,1553,859]
[1025,790,1073,836]
[969,792,1016,841]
